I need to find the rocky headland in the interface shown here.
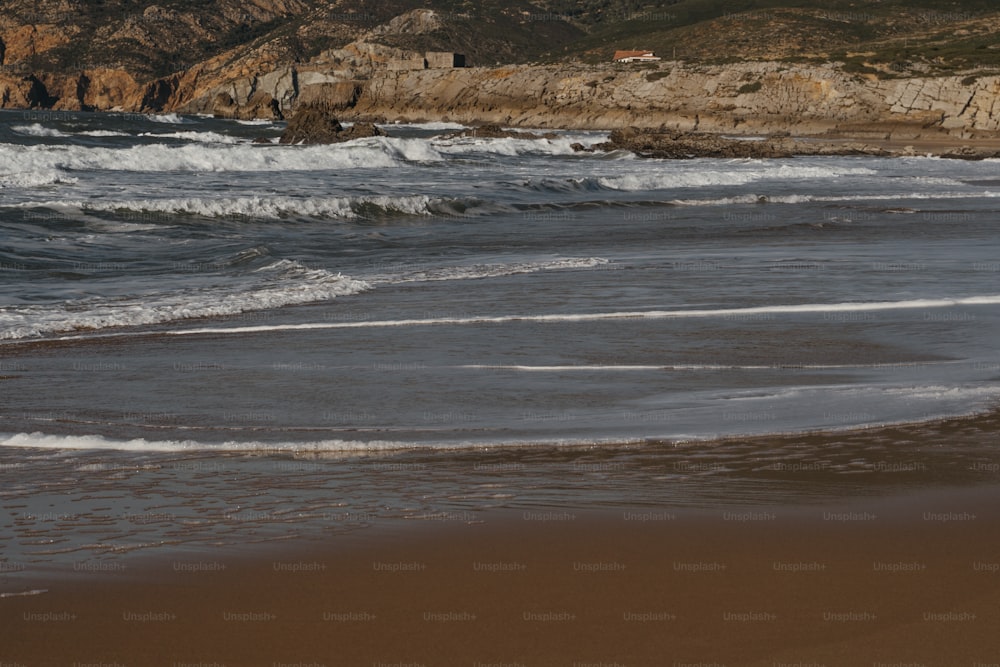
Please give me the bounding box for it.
[5,5,1000,157]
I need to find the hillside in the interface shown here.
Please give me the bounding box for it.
[2,0,1000,119]
[542,0,1000,76]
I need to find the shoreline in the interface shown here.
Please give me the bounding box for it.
[9,106,1000,159]
[3,489,1000,665]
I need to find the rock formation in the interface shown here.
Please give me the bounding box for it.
[349,62,1000,139]
[3,3,1000,146]
[278,105,383,144]
[443,124,556,140]
[585,126,1000,160]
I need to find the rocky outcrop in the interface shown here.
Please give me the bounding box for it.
[592,127,797,159]
[295,80,363,111]
[278,105,383,144]
[212,90,283,120]
[588,126,1000,160]
[48,68,144,111]
[351,62,1000,139]
[0,74,52,108]
[443,124,556,140]
[367,9,443,39]
[0,23,76,62]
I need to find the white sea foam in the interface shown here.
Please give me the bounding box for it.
[0,589,49,598]
[11,125,131,139]
[459,361,949,371]
[0,141,414,173]
[139,130,246,144]
[0,261,369,339]
[236,119,276,125]
[0,257,612,340]
[11,123,67,137]
[78,129,131,137]
[163,294,1000,336]
[593,164,877,191]
[0,430,652,454]
[387,257,610,283]
[84,220,164,233]
[0,170,78,188]
[432,136,584,157]
[0,431,452,453]
[384,121,468,131]
[25,194,446,220]
[0,132,602,177]
[672,191,1000,206]
[147,113,194,124]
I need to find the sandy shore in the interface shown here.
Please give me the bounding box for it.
[3,485,999,666]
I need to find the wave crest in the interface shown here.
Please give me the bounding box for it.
[0,261,369,340]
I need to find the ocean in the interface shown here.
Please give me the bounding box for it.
[2,109,1000,573]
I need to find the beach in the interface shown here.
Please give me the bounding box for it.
[4,485,1000,666]
[3,109,1000,665]
[4,410,1000,664]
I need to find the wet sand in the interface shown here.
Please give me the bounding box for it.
[3,485,1000,667]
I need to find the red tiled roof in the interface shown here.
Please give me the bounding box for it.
[614,50,656,60]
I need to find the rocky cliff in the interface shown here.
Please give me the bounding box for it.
[6,53,999,139]
[3,3,1000,139]
[347,61,1000,139]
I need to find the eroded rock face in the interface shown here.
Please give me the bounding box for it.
[352,62,1000,137]
[0,74,52,108]
[278,105,383,144]
[213,90,282,120]
[1,23,75,62]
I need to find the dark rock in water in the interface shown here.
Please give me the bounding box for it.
[938,145,1000,160]
[445,124,557,140]
[591,126,900,159]
[252,137,273,144]
[594,127,795,159]
[279,106,384,144]
[340,122,382,141]
[279,106,343,144]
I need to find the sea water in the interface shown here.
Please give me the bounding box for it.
[1,110,999,568]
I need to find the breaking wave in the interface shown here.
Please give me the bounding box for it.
[0,260,370,340]
[581,164,878,191]
[0,170,78,188]
[11,124,68,137]
[161,294,1000,336]
[20,194,492,220]
[384,257,610,283]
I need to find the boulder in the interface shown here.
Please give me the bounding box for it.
[279,105,384,144]
[340,122,382,141]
